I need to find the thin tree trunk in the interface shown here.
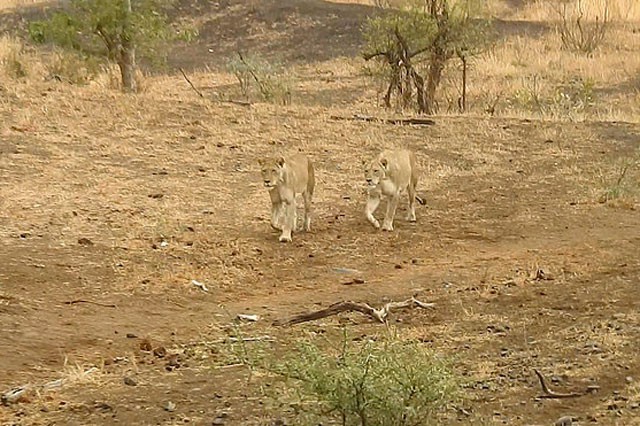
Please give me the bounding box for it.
[424,54,444,115]
[460,53,467,113]
[119,0,136,92]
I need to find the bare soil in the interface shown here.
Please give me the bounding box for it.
[1,1,640,425]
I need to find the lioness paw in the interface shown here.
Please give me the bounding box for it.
[381,222,394,231]
[278,235,292,243]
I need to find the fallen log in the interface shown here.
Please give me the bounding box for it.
[533,369,584,399]
[329,114,435,126]
[273,296,435,326]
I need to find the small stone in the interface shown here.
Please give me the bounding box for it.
[139,339,153,352]
[78,237,94,246]
[555,415,573,426]
[164,401,176,412]
[123,377,137,386]
[625,376,633,383]
[153,346,167,358]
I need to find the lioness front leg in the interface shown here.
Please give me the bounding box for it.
[269,189,283,231]
[279,199,296,243]
[365,193,381,229]
[382,193,400,231]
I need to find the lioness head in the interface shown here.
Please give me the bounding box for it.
[258,156,286,188]
[363,157,388,188]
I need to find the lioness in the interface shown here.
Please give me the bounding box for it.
[258,154,315,242]
[363,149,424,231]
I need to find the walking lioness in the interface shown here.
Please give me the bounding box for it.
[363,149,424,231]
[258,154,315,242]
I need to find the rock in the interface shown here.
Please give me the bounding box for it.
[123,377,137,386]
[555,416,573,426]
[139,339,153,352]
[153,346,167,358]
[164,401,176,412]
[78,237,94,246]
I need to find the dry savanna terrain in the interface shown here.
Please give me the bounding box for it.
[1,0,639,425]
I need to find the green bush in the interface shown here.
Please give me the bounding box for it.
[274,333,458,425]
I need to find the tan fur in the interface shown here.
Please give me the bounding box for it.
[258,153,315,242]
[363,149,422,231]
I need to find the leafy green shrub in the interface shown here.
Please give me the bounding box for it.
[27,0,197,91]
[362,0,490,114]
[274,333,458,425]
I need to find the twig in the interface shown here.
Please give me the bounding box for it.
[237,51,269,98]
[64,300,117,308]
[179,67,204,98]
[533,369,584,399]
[223,99,252,107]
[2,367,98,405]
[273,296,435,327]
[330,114,435,126]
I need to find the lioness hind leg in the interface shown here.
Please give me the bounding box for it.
[302,191,312,232]
[407,182,417,223]
[365,193,381,229]
[382,193,400,231]
[279,200,296,243]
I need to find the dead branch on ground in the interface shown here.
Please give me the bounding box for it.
[273,296,435,326]
[222,99,252,107]
[64,300,117,308]
[179,68,251,107]
[533,369,584,399]
[330,114,435,126]
[179,67,204,98]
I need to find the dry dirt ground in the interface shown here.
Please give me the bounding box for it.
[1,1,640,426]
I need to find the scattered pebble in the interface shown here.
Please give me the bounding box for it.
[555,415,573,426]
[123,377,137,387]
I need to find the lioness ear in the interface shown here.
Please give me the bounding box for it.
[380,158,388,169]
[276,156,286,167]
[257,158,265,167]
[361,159,367,166]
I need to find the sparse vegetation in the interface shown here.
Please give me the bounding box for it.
[555,0,611,54]
[225,52,293,105]
[599,152,639,207]
[0,36,29,78]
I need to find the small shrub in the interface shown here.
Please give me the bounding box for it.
[510,74,545,113]
[556,0,610,55]
[225,53,292,105]
[273,332,458,425]
[45,49,102,84]
[549,76,596,117]
[0,37,29,79]
[598,154,639,207]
